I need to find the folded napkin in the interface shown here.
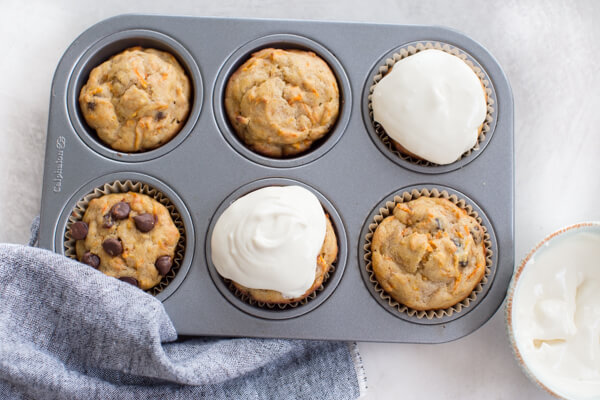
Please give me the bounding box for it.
[0,219,366,399]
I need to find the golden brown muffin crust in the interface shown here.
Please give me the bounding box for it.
[79,47,191,152]
[224,48,340,157]
[75,192,180,290]
[233,214,338,304]
[371,197,486,310]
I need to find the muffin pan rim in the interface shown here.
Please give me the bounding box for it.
[357,184,499,325]
[212,33,352,168]
[53,172,195,302]
[362,40,498,174]
[204,177,349,320]
[65,28,204,162]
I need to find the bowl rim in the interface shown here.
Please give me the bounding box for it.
[505,221,600,400]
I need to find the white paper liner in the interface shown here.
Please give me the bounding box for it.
[363,188,493,319]
[63,179,186,296]
[367,41,496,167]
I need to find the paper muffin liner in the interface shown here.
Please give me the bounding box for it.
[63,179,186,296]
[367,41,496,167]
[363,188,494,320]
[222,213,339,311]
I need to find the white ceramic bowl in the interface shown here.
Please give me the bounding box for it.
[506,221,600,400]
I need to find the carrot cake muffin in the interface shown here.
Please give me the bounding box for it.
[371,196,486,310]
[211,185,338,304]
[224,48,339,157]
[71,192,180,289]
[371,49,487,165]
[79,47,191,152]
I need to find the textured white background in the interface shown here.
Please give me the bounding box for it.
[1,1,599,399]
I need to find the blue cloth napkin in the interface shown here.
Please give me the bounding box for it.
[0,219,366,399]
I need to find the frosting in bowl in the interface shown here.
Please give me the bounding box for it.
[210,185,326,298]
[372,49,487,165]
[513,229,600,399]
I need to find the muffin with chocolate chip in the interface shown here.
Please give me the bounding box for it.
[72,192,180,289]
[371,196,486,310]
[224,48,340,157]
[79,47,191,152]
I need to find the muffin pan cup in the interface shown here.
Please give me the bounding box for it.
[62,177,190,300]
[359,186,497,324]
[55,172,195,302]
[205,177,348,320]
[67,29,203,162]
[365,41,498,174]
[39,14,513,343]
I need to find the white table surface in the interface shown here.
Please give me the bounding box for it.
[2,1,599,398]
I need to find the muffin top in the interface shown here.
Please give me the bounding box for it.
[224,48,339,157]
[74,192,180,290]
[211,186,334,300]
[79,47,191,152]
[372,49,487,165]
[371,196,486,310]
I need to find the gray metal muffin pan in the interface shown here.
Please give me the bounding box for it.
[39,14,514,343]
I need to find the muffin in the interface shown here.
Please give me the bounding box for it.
[224,48,339,157]
[371,196,486,310]
[71,192,180,289]
[371,49,487,165]
[79,47,191,152]
[211,185,338,304]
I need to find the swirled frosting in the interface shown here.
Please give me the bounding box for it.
[372,49,487,165]
[210,185,326,298]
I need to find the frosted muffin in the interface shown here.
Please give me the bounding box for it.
[371,49,487,165]
[72,192,180,289]
[211,186,338,304]
[371,197,486,310]
[79,47,191,152]
[224,48,339,157]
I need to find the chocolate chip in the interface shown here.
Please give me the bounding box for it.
[102,238,123,257]
[458,259,469,268]
[119,277,138,287]
[70,221,88,240]
[155,111,166,121]
[81,252,100,269]
[435,218,443,230]
[102,214,114,229]
[110,202,130,220]
[155,256,173,276]
[134,213,156,233]
[87,101,96,111]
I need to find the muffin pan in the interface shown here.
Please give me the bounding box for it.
[39,14,513,343]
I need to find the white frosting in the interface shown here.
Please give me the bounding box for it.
[513,230,600,400]
[372,49,487,165]
[210,185,326,298]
